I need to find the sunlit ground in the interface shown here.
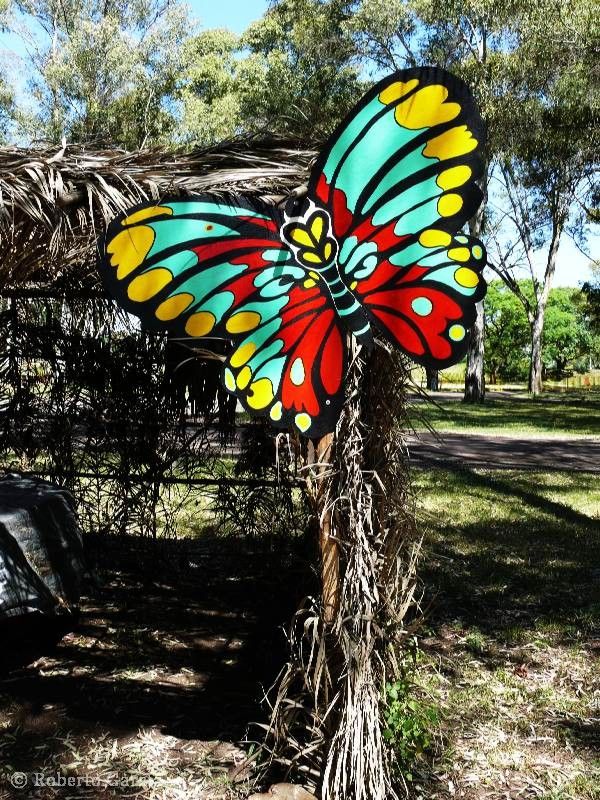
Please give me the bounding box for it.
[413,467,600,799]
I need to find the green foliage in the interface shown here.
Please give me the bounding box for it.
[0,0,12,141]
[484,281,530,382]
[179,0,363,144]
[382,669,439,778]
[179,28,242,145]
[485,280,596,382]
[13,0,190,147]
[582,262,600,335]
[240,0,361,138]
[543,288,592,377]
[0,77,12,142]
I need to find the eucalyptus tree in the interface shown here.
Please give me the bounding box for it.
[0,0,14,141]
[0,76,12,143]
[178,28,242,146]
[487,0,598,394]
[10,0,190,147]
[180,0,362,143]
[582,262,600,335]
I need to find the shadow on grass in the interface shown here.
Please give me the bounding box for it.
[418,466,600,643]
[413,393,600,435]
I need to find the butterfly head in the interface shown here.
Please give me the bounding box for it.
[281,201,338,272]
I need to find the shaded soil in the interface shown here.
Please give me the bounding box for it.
[0,533,314,799]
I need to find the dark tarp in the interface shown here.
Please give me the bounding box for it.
[0,474,86,620]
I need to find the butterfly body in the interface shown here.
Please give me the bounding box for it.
[99,67,487,437]
[281,199,373,346]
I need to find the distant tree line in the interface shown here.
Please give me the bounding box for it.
[485,279,600,384]
[0,0,597,397]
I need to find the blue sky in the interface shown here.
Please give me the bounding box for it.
[189,0,269,33]
[0,0,596,285]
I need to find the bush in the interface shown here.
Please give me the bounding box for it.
[383,673,439,780]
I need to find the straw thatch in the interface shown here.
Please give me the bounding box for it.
[0,137,316,289]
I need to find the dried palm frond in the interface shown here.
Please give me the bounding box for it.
[0,136,316,289]
[261,342,422,799]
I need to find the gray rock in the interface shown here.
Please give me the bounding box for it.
[0,474,86,621]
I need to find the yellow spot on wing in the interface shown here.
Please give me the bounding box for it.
[289,227,313,248]
[449,324,465,341]
[454,267,479,287]
[185,311,215,337]
[295,413,311,433]
[224,368,236,392]
[310,215,323,241]
[230,342,256,368]
[270,401,283,421]
[448,247,471,263]
[107,227,154,280]
[423,125,478,161]
[350,280,358,290]
[437,193,463,217]
[248,378,274,410]
[236,366,252,390]
[303,278,316,289]
[155,292,194,321]
[378,79,419,105]
[309,271,320,280]
[122,205,173,226]
[323,242,333,261]
[226,311,261,334]
[472,245,483,259]
[394,85,461,130]
[303,252,322,264]
[127,268,172,302]
[419,229,452,248]
[437,165,472,191]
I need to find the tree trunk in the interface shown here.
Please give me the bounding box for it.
[529,214,564,395]
[463,164,487,403]
[529,308,545,394]
[425,366,439,391]
[463,301,485,403]
[309,432,339,623]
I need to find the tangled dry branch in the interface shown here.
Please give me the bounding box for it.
[263,342,422,799]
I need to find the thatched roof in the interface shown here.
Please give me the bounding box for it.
[0,137,316,290]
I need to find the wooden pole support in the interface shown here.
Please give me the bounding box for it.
[312,432,340,624]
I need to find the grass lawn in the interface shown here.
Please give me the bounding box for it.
[413,467,600,799]
[410,392,600,436]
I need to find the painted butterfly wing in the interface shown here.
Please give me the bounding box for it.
[99,196,345,436]
[307,66,487,367]
[223,276,346,437]
[99,68,488,436]
[348,233,485,367]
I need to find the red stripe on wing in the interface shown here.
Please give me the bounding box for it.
[367,284,464,361]
[276,285,345,416]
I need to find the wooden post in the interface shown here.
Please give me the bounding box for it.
[310,432,340,623]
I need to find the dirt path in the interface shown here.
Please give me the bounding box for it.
[408,431,600,471]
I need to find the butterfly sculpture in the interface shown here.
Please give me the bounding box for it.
[99,67,486,438]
